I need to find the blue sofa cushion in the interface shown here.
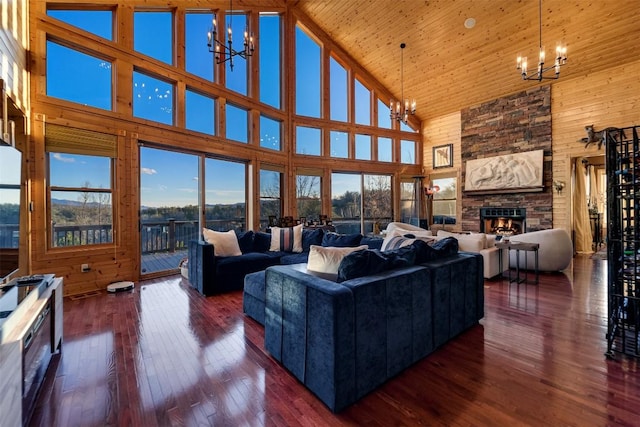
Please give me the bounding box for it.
[337,246,415,283]
[322,232,363,247]
[302,228,324,252]
[235,230,255,254]
[253,231,271,252]
[361,236,383,250]
[337,249,390,282]
[215,252,281,292]
[412,237,459,264]
[280,252,310,265]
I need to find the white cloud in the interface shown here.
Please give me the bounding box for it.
[52,153,75,163]
[141,167,157,175]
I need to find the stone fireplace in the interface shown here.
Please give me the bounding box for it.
[480,207,526,236]
[460,86,553,232]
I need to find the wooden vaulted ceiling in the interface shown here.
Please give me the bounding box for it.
[292,0,640,122]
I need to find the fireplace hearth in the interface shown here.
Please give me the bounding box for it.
[480,207,526,236]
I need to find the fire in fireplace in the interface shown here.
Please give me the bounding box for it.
[480,207,526,236]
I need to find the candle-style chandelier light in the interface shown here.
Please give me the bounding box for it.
[206,0,255,71]
[516,0,567,81]
[390,43,416,124]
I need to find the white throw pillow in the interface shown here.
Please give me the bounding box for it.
[437,230,486,252]
[202,229,242,257]
[307,244,368,275]
[269,224,303,253]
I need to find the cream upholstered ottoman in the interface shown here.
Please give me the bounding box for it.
[509,228,573,272]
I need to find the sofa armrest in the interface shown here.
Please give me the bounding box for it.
[188,240,217,296]
[264,265,356,412]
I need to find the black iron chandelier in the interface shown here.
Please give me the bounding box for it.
[206,0,255,71]
[390,43,416,124]
[516,0,567,81]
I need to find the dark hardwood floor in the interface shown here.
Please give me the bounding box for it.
[29,255,640,426]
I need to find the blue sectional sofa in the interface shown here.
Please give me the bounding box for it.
[188,228,382,296]
[259,249,484,412]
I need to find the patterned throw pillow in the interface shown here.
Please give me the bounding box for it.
[269,223,303,253]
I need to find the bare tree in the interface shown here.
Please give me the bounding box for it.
[296,175,321,218]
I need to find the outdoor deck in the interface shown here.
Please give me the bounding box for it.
[141,249,188,275]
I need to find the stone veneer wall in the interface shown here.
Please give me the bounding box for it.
[460,86,553,232]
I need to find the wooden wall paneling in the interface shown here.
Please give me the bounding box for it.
[551,59,640,233]
[423,111,461,225]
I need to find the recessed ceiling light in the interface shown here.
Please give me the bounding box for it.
[464,18,476,29]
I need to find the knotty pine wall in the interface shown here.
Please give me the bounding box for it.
[551,60,640,233]
[423,59,640,236]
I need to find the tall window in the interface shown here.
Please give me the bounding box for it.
[378,137,392,162]
[331,173,361,234]
[354,78,371,126]
[46,41,112,110]
[186,13,214,81]
[355,134,371,160]
[330,131,348,158]
[185,89,215,135]
[296,126,321,156]
[363,174,392,233]
[205,158,246,231]
[139,147,199,275]
[295,25,321,118]
[432,176,457,224]
[133,71,174,125]
[47,9,113,40]
[0,146,21,249]
[260,115,281,151]
[226,13,249,95]
[377,99,391,129]
[401,139,416,164]
[260,13,281,108]
[49,153,113,247]
[134,11,172,65]
[226,104,248,143]
[260,169,282,229]
[399,180,415,223]
[330,57,348,122]
[296,175,321,219]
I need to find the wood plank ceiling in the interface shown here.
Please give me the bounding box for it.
[292,0,640,122]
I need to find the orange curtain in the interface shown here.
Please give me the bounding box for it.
[573,158,593,253]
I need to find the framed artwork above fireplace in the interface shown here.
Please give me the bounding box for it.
[464,149,544,194]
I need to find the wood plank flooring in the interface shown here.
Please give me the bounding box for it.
[29,255,640,426]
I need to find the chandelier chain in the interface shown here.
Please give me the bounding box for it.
[390,42,416,124]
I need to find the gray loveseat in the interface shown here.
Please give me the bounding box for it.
[253,248,484,412]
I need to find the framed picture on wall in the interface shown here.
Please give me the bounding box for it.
[433,144,453,168]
